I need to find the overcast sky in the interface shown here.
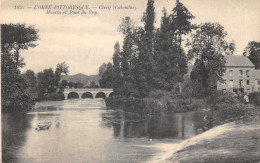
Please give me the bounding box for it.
[1,0,260,75]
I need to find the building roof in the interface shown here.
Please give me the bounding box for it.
[255,70,260,79]
[225,55,255,67]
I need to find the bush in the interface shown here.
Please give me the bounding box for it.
[207,91,238,111]
[249,92,260,106]
[1,72,35,113]
[167,98,206,112]
[39,92,65,101]
[105,97,165,114]
[180,79,211,98]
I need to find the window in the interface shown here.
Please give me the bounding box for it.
[229,70,233,75]
[246,70,249,77]
[223,80,226,85]
[229,80,233,87]
[247,80,250,85]
[239,70,243,75]
[258,81,260,85]
[239,80,243,87]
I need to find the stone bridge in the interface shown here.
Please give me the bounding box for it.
[63,88,113,100]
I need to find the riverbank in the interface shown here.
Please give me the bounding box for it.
[150,118,260,163]
[106,91,259,129]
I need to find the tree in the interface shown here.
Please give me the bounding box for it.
[169,0,195,47]
[130,0,155,98]
[74,82,83,88]
[54,62,69,88]
[118,16,136,97]
[1,23,39,73]
[1,23,39,112]
[153,8,188,92]
[21,70,38,99]
[187,22,235,91]
[190,59,209,96]
[98,63,108,77]
[68,82,74,88]
[99,62,114,88]
[112,42,123,96]
[37,68,56,94]
[243,41,260,69]
[90,81,99,88]
[22,70,37,88]
[60,80,68,90]
[2,72,35,112]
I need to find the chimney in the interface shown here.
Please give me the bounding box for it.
[176,0,179,4]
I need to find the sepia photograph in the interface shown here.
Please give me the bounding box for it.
[1,0,260,162]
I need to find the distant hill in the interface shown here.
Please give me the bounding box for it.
[61,73,100,86]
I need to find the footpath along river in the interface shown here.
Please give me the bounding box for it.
[2,99,221,163]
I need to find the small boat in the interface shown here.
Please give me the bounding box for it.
[35,122,52,131]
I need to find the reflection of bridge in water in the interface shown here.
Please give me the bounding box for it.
[63,88,113,100]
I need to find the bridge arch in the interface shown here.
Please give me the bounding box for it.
[95,92,106,99]
[67,92,79,99]
[108,92,115,97]
[82,92,93,99]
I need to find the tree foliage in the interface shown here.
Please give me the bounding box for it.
[187,22,235,90]
[99,62,114,88]
[112,42,123,95]
[98,63,108,77]
[36,62,69,100]
[243,41,260,69]
[2,72,35,112]
[1,23,39,73]
[1,23,39,112]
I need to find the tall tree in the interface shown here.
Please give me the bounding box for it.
[169,0,194,47]
[112,42,123,95]
[153,8,188,92]
[118,16,136,97]
[243,41,260,69]
[187,22,235,91]
[133,0,155,97]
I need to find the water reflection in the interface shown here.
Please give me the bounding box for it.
[2,100,205,163]
[101,111,205,139]
[2,113,34,163]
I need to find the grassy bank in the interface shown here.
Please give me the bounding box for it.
[150,120,260,163]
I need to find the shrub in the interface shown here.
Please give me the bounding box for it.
[105,97,165,114]
[1,72,35,112]
[181,79,211,98]
[249,92,260,106]
[207,91,238,110]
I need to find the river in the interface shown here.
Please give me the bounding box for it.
[2,99,206,163]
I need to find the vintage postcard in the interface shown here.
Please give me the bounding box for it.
[1,0,260,162]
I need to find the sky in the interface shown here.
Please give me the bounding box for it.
[1,0,260,75]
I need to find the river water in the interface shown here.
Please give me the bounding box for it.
[2,99,206,163]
